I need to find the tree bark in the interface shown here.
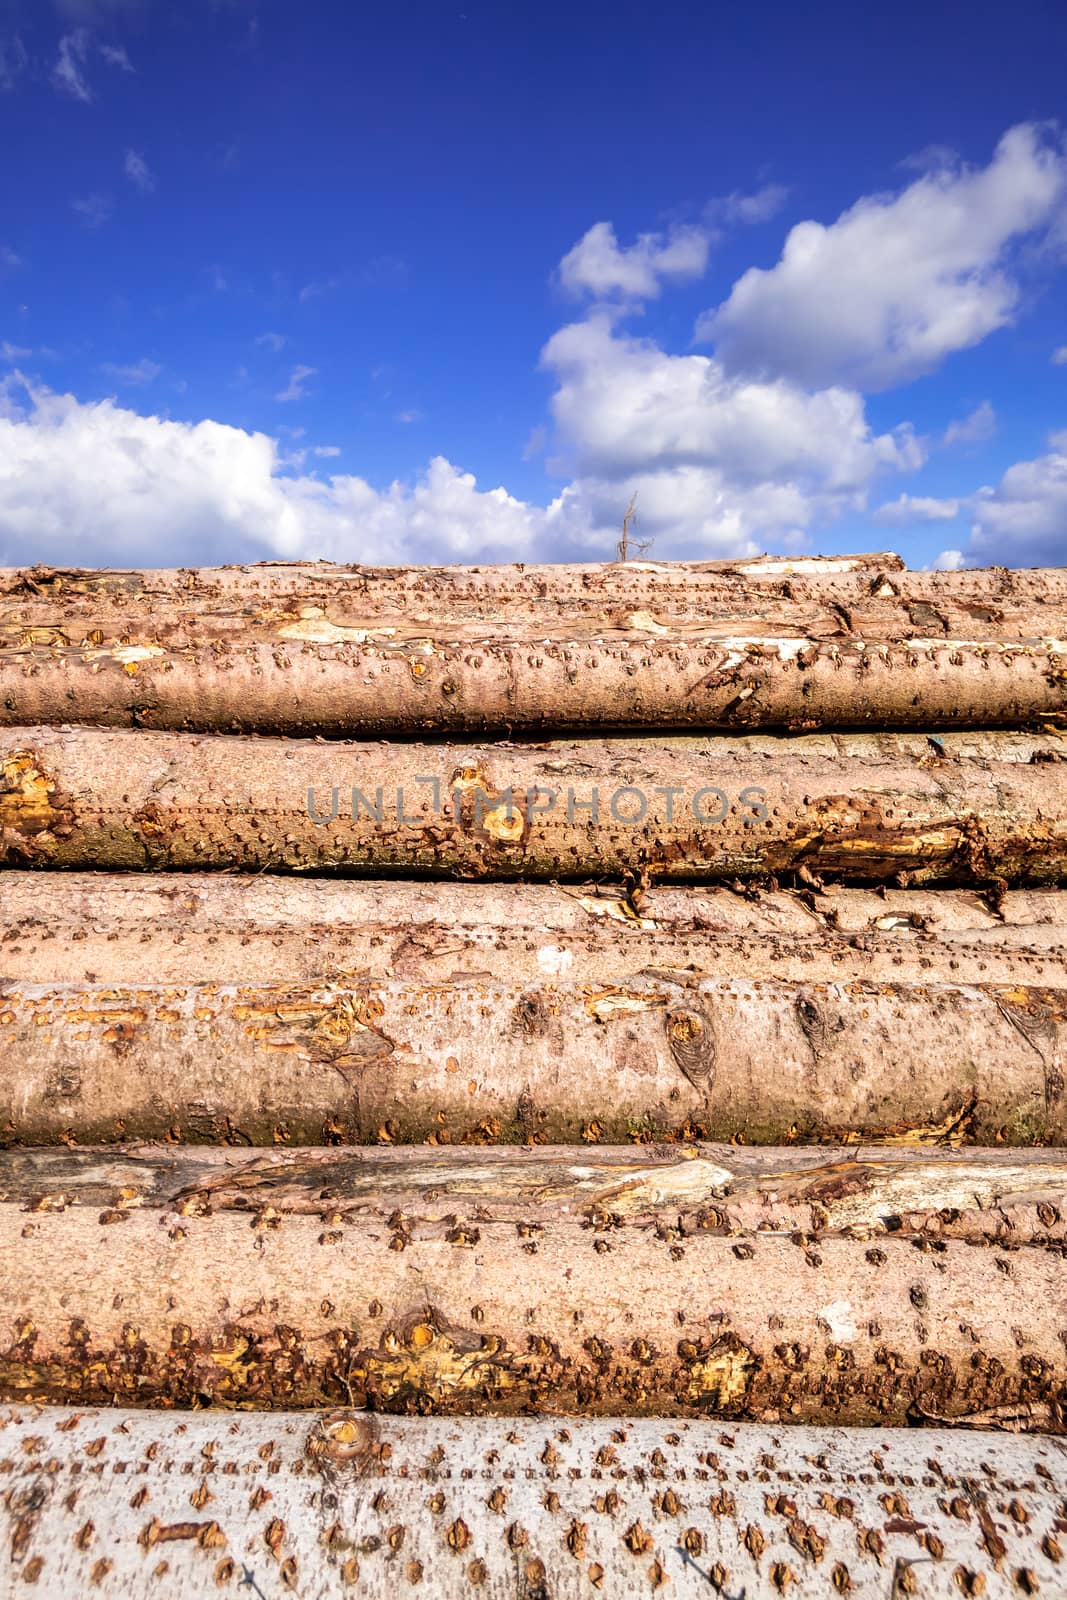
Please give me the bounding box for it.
[1,560,1064,735]
[2,726,1065,883]
[0,963,1063,1145]
[5,1139,1067,1237]
[3,873,1064,987]
[1,1144,1065,1422]
[3,1406,1065,1598]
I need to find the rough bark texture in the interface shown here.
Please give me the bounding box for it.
[3,874,1065,987]
[2,726,1066,883]
[2,1407,1065,1599]
[10,551,1067,619]
[0,969,1062,1146]
[1,620,1064,739]
[1,560,1064,735]
[1,1144,1066,1422]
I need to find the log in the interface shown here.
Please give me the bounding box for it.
[2,726,1065,884]
[10,553,1067,621]
[5,1140,1067,1239]
[0,551,910,611]
[3,874,1065,988]
[1,1144,1066,1421]
[6,621,1063,735]
[2,560,1064,734]
[1,1407,1065,1599]
[1,967,1062,1146]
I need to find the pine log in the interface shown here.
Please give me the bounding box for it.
[1,560,1064,734]
[1,1145,1066,1421]
[0,551,909,611]
[3,874,1065,987]
[0,965,1063,1146]
[1,726,1065,883]
[1,1408,1065,1598]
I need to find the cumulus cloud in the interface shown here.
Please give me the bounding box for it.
[274,364,316,403]
[938,432,1067,569]
[701,123,1067,391]
[0,379,546,567]
[872,493,961,524]
[9,143,1048,569]
[943,400,996,446]
[124,149,155,192]
[540,309,920,552]
[558,221,710,300]
[1053,346,1067,365]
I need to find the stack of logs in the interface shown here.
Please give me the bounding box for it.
[0,551,1065,1596]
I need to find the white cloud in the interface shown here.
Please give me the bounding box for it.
[0,379,547,567]
[1053,346,1067,365]
[0,223,931,567]
[934,548,967,570]
[943,399,996,446]
[124,149,155,192]
[101,358,161,385]
[71,192,113,228]
[100,43,134,71]
[0,246,20,271]
[274,364,316,403]
[719,184,789,224]
[543,310,921,499]
[558,221,710,300]
[1,343,32,362]
[872,493,961,524]
[702,123,1067,391]
[395,409,422,425]
[0,34,28,92]
[53,28,93,100]
[939,432,1067,569]
[255,331,287,352]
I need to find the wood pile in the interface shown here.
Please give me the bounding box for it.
[0,552,1064,1596]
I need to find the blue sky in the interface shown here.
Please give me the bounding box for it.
[1,0,1066,569]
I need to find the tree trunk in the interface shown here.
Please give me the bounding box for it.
[3,1406,1064,1598]
[1,964,1062,1145]
[3,873,1064,988]
[1,1144,1065,1422]
[1,560,1064,735]
[2,726,1065,883]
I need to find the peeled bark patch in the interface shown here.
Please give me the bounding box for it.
[0,726,1064,883]
[1,1144,1067,1421]
[2,1409,1065,1600]
[0,973,1061,1145]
